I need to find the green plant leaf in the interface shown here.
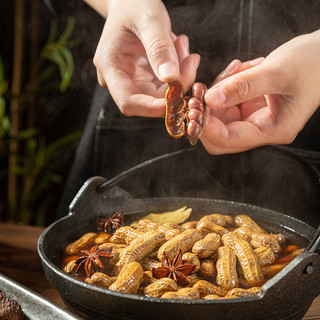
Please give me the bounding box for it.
[14,128,39,140]
[10,165,27,175]
[1,116,10,132]
[44,131,81,162]
[58,16,75,43]
[58,47,74,92]
[46,18,58,45]
[47,49,67,77]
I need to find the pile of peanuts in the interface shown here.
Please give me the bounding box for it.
[62,212,303,300]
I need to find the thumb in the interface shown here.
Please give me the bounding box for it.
[204,63,275,110]
[138,22,179,82]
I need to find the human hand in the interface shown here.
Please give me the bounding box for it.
[201,30,320,154]
[93,0,200,117]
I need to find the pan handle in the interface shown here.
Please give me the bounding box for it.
[306,223,320,253]
[69,176,134,218]
[96,148,195,192]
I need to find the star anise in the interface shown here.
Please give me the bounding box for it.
[96,210,124,234]
[152,249,196,285]
[75,245,113,277]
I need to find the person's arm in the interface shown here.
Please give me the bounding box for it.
[201,29,320,154]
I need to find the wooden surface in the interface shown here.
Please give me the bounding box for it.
[0,222,320,319]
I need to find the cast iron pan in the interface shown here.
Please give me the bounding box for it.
[38,148,320,320]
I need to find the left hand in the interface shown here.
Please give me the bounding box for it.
[201,30,320,154]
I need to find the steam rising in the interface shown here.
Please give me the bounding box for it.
[169,0,320,85]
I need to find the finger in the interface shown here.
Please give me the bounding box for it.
[204,62,276,111]
[137,20,179,82]
[104,64,166,117]
[212,59,242,85]
[97,70,107,89]
[200,113,273,154]
[174,34,189,63]
[179,53,201,92]
[242,57,265,70]
[170,32,177,43]
[212,57,265,86]
[172,34,200,91]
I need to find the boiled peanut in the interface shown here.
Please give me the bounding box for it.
[85,272,114,287]
[109,262,143,293]
[262,262,290,277]
[182,252,200,272]
[118,231,165,267]
[271,233,286,244]
[222,232,264,287]
[138,219,183,240]
[94,232,112,244]
[61,255,79,269]
[186,274,202,286]
[64,232,97,254]
[234,227,252,242]
[142,271,157,285]
[181,221,197,229]
[108,236,126,244]
[284,245,300,254]
[234,215,267,234]
[196,219,228,236]
[162,223,185,233]
[137,219,158,232]
[157,228,207,261]
[63,260,78,274]
[192,280,226,298]
[254,246,275,267]
[140,257,162,271]
[112,226,145,245]
[192,233,221,258]
[158,223,182,240]
[161,287,200,300]
[200,214,233,227]
[198,258,216,277]
[226,287,261,297]
[99,243,127,250]
[216,246,239,290]
[251,233,281,253]
[144,278,178,297]
[274,248,304,264]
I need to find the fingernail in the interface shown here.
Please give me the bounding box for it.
[181,35,189,54]
[206,87,226,108]
[225,60,238,74]
[250,57,264,66]
[158,61,178,80]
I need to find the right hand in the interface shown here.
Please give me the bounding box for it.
[93,0,200,117]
